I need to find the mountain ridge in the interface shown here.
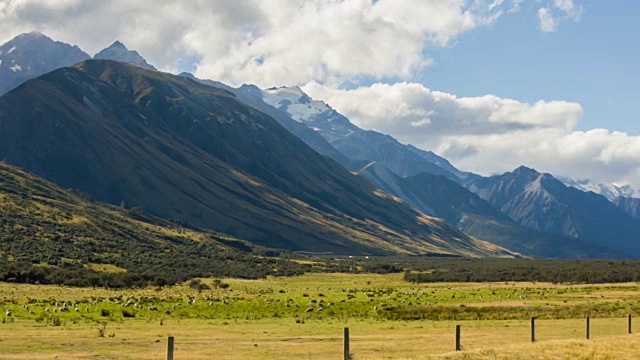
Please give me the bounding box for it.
[0,59,513,257]
[467,166,640,256]
[94,41,157,70]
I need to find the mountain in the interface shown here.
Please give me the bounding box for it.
[94,41,157,70]
[0,32,90,96]
[260,86,460,180]
[0,59,512,257]
[467,166,640,256]
[236,84,610,258]
[355,162,615,258]
[562,178,640,202]
[178,74,351,166]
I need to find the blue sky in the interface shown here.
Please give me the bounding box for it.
[1,0,640,187]
[423,2,639,135]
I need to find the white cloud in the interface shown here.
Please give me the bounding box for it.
[0,0,511,87]
[537,0,583,33]
[304,81,640,188]
[553,0,584,20]
[538,8,557,32]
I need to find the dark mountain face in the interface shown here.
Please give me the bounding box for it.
[355,163,615,258]
[0,32,90,96]
[94,41,157,70]
[0,60,511,257]
[467,166,640,256]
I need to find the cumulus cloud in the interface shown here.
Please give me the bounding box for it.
[0,0,511,86]
[304,82,640,187]
[537,0,584,32]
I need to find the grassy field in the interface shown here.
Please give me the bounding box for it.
[2,273,640,359]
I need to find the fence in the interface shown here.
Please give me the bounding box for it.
[164,314,636,359]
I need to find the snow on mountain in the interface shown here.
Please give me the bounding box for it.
[562,178,640,201]
[259,85,460,180]
[94,41,157,70]
[261,86,330,122]
[0,31,90,96]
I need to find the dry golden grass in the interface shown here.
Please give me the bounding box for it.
[1,317,639,359]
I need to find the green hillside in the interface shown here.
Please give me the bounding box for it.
[0,162,310,287]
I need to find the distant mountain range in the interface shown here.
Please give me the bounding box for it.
[0,31,638,259]
[467,166,640,256]
[562,177,640,201]
[252,85,631,258]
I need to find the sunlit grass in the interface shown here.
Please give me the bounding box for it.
[2,273,640,359]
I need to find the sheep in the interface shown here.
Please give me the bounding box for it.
[305,307,314,313]
[6,309,12,316]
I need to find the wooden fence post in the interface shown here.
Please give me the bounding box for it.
[585,316,590,340]
[629,314,633,334]
[343,327,350,360]
[530,317,536,342]
[167,336,174,360]
[455,325,461,351]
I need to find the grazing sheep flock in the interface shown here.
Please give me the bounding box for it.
[0,275,598,328]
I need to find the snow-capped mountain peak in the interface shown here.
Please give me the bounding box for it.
[93,41,157,70]
[261,86,330,122]
[0,32,90,96]
[562,178,640,201]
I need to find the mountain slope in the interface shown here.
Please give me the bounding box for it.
[467,166,640,256]
[0,32,90,96]
[94,41,157,70]
[0,161,309,285]
[260,86,459,180]
[0,60,511,257]
[179,74,351,166]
